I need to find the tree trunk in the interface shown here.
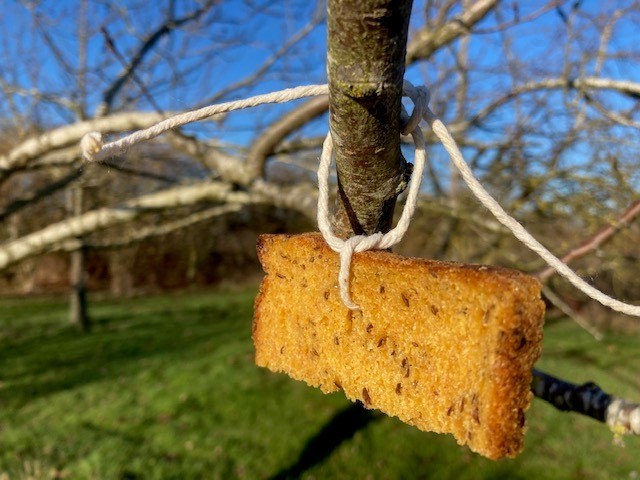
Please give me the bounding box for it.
[327,0,413,237]
[68,187,91,332]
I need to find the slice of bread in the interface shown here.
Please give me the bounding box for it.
[253,233,545,459]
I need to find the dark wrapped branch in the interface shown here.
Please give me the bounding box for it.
[532,368,640,435]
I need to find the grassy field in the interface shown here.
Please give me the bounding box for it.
[0,288,638,479]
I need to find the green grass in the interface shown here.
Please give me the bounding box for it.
[0,290,638,479]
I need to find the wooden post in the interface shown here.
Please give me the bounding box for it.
[327,0,413,237]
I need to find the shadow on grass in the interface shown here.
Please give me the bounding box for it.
[0,293,253,408]
[270,402,382,480]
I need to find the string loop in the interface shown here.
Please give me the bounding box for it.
[317,81,428,309]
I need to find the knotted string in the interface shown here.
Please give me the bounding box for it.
[317,82,429,309]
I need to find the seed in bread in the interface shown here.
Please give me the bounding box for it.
[253,233,545,460]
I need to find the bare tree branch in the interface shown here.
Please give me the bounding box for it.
[203,6,325,105]
[468,77,640,128]
[0,181,259,271]
[100,26,165,115]
[97,160,178,185]
[0,86,79,113]
[246,96,328,181]
[582,93,640,130]
[472,0,566,34]
[541,285,603,340]
[98,0,216,115]
[0,177,318,272]
[0,111,168,178]
[242,0,499,177]
[0,168,83,223]
[406,0,498,63]
[60,204,244,251]
[536,200,640,282]
[164,131,251,185]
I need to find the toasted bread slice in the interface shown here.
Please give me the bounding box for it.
[253,233,544,459]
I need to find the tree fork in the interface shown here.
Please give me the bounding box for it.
[327,0,413,237]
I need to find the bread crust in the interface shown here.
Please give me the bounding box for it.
[253,233,545,459]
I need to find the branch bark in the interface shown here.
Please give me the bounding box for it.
[327,0,413,236]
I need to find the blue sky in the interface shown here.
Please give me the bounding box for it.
[1,1,325,125]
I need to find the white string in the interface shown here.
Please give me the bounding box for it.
[317,83,429,309]
[419,101,640,318]
[80,85,328,161]
[80,81,640,317]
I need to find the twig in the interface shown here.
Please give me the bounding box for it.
[101,27,165,115]
[536,200,640,282]
[203,6,325,105]
[98,0,215,115]
[0,168,83,222]
[541,285,602,340]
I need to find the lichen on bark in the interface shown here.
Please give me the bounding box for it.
[327,0,413,237]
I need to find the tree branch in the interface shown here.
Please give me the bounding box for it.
[468,77,640,129]
[202,7,325,106]
[536,200,640,282]
[327,0,413,236]
[406,0,497,63]
[0,168,83,223]
[0,178,318,272]
[98,0,216,115]
[0,181,259,271]
[0,111,169,179]
[246,96,329,181]
[60,204,244,251]
[541,285,602,340]
[244,0,498,183]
